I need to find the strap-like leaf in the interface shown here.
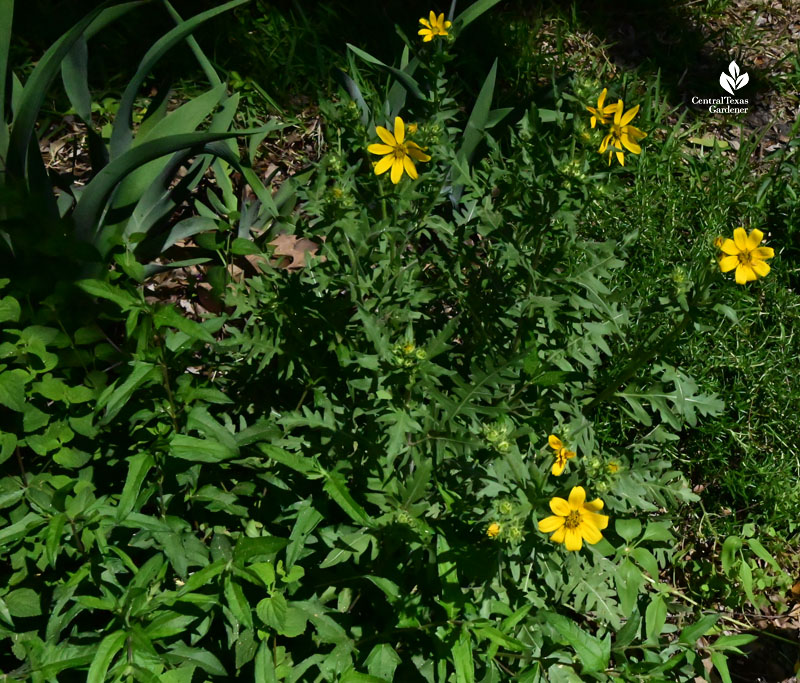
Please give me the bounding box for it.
[454,0,503,29]
[347,43,427,101]
[109,0,248,159]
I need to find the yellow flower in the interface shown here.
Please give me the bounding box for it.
[418,11,451,42]
[368,116,431,184]
[607,460,620,474]
[407,122,418,135]
[538,486,609,551]
[717,227,774,285]
[586,88,619,129]
[487,522,501,539]
[548,434,576,477]
[598,99,647,166]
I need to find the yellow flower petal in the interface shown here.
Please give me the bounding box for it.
[423,33,434,42]
[599,134,611,154]
[564,527,583,551]
[390,158,404,184]
[597,88,607,109]
[394,116,405,144]
[563,448,576,460]
[368,143,394,155]
[538,515,565,533]
[719,255,739,272]
[443,20,452,29]
[733,227,749,252]
[550,525,567,544]
[620,133,641,154]
[580,522,603,545]
[746,228,764,250]
[419,28,433,37]
[429,10,437,25]
[735,263,756,284]
[616,151,625,166]
[720,238,738,255]
[568,486,586,509]
[406,142,431,162]
[376,126,396,146]
[549,497,570,517]
[584,498,604,512]
[753,246,774,260]
[419,18,432,28]
[552,459,566,476]
[620,104,640,127]
[402,154,418,179]
[613,100,623,125]
[751,260,770,277]
[374,154,393,176]
[583,510,609,530]
[548,434,563,450]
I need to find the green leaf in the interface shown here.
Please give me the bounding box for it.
[452,58,497,201]
[644,595,667,643]
[720,536,742,574]
[614,560,644,615]
[153,305,215,343]
[346,44,426,101]
[116,452,154,521]
[4,587,41,617]
[543,612,610,674]
[640,521,674,543]
[678,613,720,645]
[76,279,139,309]
[0,368,28,411]
[0,0,14,136]
[257,593,288,631]
[256,443,316,474]
[322,470,372,527]
[224,575,254,629]
[164,644,227,677]
[86,630,127,683]
[615,519,642,543]
[159,667,197,683]
[746,537,781,571]
[713,633,758,653]
[473,625,526,651]
[170,434,237,463]
[710,652,732,683]
[454,0,504,29]
[109,0,248,158]
[254,641,278,683]
[365,643,401,681]
[452,626,474,683]
[96,361,156,424]
[0,295,20,323]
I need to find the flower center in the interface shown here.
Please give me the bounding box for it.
[393,144,407,159]
[564,510,582,530]
[611,123,623,139]
[737,250,752,265]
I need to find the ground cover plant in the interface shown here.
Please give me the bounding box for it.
[1,0,799,681]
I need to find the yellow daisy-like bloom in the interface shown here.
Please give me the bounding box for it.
[717,227,774,285]
[598,99,647,166]
[586,88,619,129]
[538,486,609,552]
[548,434,576,477]
[487,522,501,539]
[367,116,432,184]
[418,11,451,42]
